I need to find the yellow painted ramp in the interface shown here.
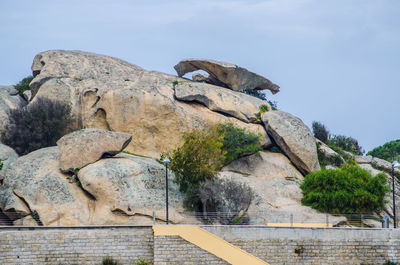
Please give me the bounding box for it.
[153,225,269,265]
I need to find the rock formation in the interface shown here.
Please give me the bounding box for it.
[57,128,132,173]
[262,111,320,175]
[174,58,280,94]
[0,86,26,135]
[2,49,391,228]
[174,81,270,123]
[29,50,270,158]
[0,144,18,178]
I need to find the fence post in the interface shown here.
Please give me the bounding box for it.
[326,214,329,227]
[153,211,156,225]
[290,214,293,227]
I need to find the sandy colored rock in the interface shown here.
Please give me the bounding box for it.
[262,111,320,175]
[77,153,196,224]
[219,151,345,226]
[0,86,26,135]
[30,50,270,158]
[57,128,132,173]
[174,58,280,94]
[0,144,18,175]
[355,155,373,164]
[174,81,271,123]
[0,147,91,226]
[223,151,303,181]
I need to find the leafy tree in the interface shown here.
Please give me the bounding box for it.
[217,122,262,165]
[312,121,329,143]
[168,126,225,208]
[14,76,34,96]
[1,97,75,155]
[300,165,389,214]
[198,178,254,224]
[168,122,262,210]
[367,139,400,162]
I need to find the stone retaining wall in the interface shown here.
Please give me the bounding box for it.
[0,226,153,265]
[1,226,400,265]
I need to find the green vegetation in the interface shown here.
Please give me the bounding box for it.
[241,89,278,110]
[311,121,364,155]
[14,75,34,96]
[1,97,75,155]
[101,257,120,265]
[132,258,153,265]
[312,121,329,143]
[367,139,400,163]
[167,122,260,214]
[316,142,343,169]
[300,165,389,214]
[256,104,269,120]
[217,122,262,165]
[383,261,397,265]
[0,159,3,171]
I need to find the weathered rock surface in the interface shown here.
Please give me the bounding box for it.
[0,147,91,225]
[57,128,132,173]
[174,81,271,123]
[220,151,345,225]
[77,153,195,224]
[355,155,373,164]
[174,58,280,94]
[262,111,320,175]
[0,144,18,180]
[223,151,303,181]
[0,86,26,135]
[29,50,270,158]
[316,139,338,158]
[0,147,197,226]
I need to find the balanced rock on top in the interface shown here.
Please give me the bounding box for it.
[174,58,280,94]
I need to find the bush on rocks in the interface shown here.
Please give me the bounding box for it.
[1,97,75,155]
[300,164,389,214]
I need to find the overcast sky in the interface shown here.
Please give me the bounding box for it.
[1,0,399,152]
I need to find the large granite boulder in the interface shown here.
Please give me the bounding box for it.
[174,58,280,94]
[0,144,18,175]
[220,151,345,225]
[29,50,270,158]
[0,147,197,226]
[0,147,91,226]
[0,86,26,135]
[174,81,271,123]
[77,153,195,224]
[262,111,320,175]
[57,128,132,173]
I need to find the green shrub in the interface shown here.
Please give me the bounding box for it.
[0,159,3,171]
[197,178,254,224]
[383,261,397,265]
[241,89,278,109]
[329,135,364,155]
[168,123,262,210]
[132,258,153,265]
[101,257,120,265]
[217,122,262,165]
[312,121,329,143]
[367,139,400,163]
[14,75,34,96]
[1,97,75,155]
[168,126,225,209]
[300,165,389,214]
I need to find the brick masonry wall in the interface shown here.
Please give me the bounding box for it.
[0,226,153,265]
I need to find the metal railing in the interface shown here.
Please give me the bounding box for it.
[0,210,397,228]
